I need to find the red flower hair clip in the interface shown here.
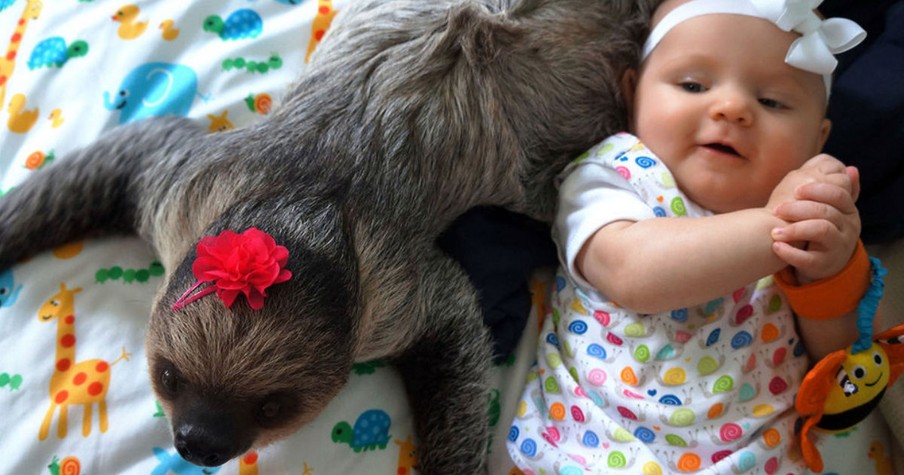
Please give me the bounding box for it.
[171,228,292,311]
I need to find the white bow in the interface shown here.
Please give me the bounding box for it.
[751,0,866,75]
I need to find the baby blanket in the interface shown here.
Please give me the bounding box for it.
[0,1,897,474]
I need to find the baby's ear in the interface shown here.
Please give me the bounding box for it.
[621,69,638,126]
[817,118,832,151]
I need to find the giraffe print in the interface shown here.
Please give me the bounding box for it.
[305,0,336,63]
[394,436,417,475]
[38,283,130,440]
[0,0,43,111]
[238,450,259,475]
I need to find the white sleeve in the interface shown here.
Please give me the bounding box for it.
[554,162,655,289]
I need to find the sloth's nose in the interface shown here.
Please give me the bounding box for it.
[174,422,234,467]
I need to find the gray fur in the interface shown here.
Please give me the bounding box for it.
[0,0,656,472]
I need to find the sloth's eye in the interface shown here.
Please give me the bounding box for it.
[160,368,180,395]
[257,393,297,426]
[259,400,282,420]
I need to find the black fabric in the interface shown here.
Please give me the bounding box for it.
[438,206,557,362]
[822,0,904,243]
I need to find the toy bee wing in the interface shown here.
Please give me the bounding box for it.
[796,350,847,472]
[874,325,904,381]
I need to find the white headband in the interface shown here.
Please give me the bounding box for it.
[642,0,867,95]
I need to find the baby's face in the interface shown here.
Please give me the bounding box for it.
[629,10,831,213]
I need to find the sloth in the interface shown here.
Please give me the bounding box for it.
[0,0,653,473]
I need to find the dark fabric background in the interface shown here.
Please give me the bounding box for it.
[822,0,904,243]
[438,207,557,362]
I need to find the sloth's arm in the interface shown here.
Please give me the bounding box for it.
[0,117,204,269]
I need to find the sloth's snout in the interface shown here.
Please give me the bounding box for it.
[174,415,243,467]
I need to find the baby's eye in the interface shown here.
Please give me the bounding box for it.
[680,81,706,93]
[758,97,784,109]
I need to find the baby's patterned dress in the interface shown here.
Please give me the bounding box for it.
[507,133,811,474]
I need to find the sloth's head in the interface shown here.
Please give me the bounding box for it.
[146,225,358,466]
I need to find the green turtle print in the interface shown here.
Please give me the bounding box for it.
[331,409,392,452]
[27,37,88,69]
[203,9,263,40]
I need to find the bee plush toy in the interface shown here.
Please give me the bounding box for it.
[795,258,904,472]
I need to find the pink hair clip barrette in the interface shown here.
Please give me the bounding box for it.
[171,228,292,311]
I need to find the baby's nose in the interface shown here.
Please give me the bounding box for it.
[709,90,753,125]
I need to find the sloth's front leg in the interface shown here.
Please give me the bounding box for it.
[393,249,494,475]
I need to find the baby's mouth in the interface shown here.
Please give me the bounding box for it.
[703,143,741,156]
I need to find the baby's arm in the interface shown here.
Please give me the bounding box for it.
[574,153,847,315]
[577,210,788,314]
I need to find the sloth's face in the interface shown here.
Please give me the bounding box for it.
[150,360,318,465]
[146,269,355,467]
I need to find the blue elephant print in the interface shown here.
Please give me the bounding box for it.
[104,62,199,124]
[0,268,22,309]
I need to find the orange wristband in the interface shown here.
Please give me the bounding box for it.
[774,240,870,320]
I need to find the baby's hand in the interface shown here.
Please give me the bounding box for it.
[771,159,861,284]
[766,154,855,212]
